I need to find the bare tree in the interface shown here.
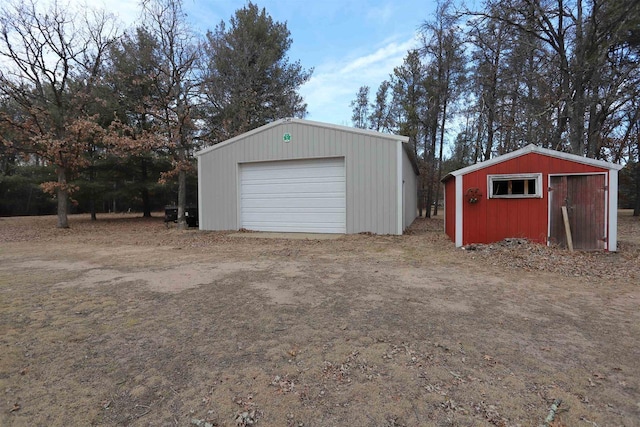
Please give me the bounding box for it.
[466,9,513,160]
[421,0,466,215]
[141,0,200,230]
[465,0,640,156]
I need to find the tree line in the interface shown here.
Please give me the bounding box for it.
[351,0,640,216]
[0,0,311,227]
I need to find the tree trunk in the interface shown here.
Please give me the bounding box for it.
[177,168,187,230]
[635,140,640,217]
[26,187,33,214]
[418,181,424,217]
[89,165,96,221]
[56,167,69,228]
[474,108,484,163]
[142,188,151,218]
[483,51,499,161]
[424,111,439,218]
[503,93,517,154]
[141,158,151,218]
[112,182,117,213]
[433,94,449,217]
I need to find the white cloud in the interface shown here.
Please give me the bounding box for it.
[300,34,419,125]
[340,39,416,74]
[365,4,395,25]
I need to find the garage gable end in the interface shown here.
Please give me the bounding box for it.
[196,117,410,157]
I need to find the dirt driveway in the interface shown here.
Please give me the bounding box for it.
[0,212,638,426]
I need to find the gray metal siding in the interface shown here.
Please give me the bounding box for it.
[198,121,404,234]
[402,146,418,230]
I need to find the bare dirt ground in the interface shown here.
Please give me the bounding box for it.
[0,210,638,426]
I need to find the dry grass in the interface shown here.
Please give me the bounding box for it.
[0,211,638,426]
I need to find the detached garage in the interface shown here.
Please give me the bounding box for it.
[197,118,419,235]
[442,144,624,251]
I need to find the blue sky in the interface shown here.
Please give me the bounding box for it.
[187,1,433,125]
[106,0,437,126]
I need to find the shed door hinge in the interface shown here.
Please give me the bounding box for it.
[603,185,608,191]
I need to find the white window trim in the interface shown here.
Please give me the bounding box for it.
[487,173,543,199]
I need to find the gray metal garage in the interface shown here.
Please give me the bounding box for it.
[196,118,418,235]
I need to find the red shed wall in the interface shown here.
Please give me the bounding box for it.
[461,152,608,246]
[444,178,456,241]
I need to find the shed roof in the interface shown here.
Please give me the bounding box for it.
[196,117,410,157]
[442,144,623,182]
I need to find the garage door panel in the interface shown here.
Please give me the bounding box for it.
[242,166,344,180]
[241,198,345,209]
[242,193,345,200]
[241,211,346,223]
[242,181,344,195]
[240,158,346,233]
[240,222,344,233]
[242,176,345,186]
[242,159,341,169]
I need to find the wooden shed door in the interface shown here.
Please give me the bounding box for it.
[549,175,606,250]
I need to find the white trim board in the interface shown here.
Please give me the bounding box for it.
[455,176,463,247]
[396,141,403,235]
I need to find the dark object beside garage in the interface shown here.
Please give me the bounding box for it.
[164,205,198,227]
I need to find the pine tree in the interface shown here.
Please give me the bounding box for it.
[201,2,312,143]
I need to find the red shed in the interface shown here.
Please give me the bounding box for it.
[442,144,624,251]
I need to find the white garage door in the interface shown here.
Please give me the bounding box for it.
[240,158,346,233]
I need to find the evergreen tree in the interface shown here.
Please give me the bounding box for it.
[201,2,312,143]
[350,86,370,129]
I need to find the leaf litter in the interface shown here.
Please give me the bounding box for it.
[0,212,638,425]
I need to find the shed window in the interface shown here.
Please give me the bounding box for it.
[488,174,542,198]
